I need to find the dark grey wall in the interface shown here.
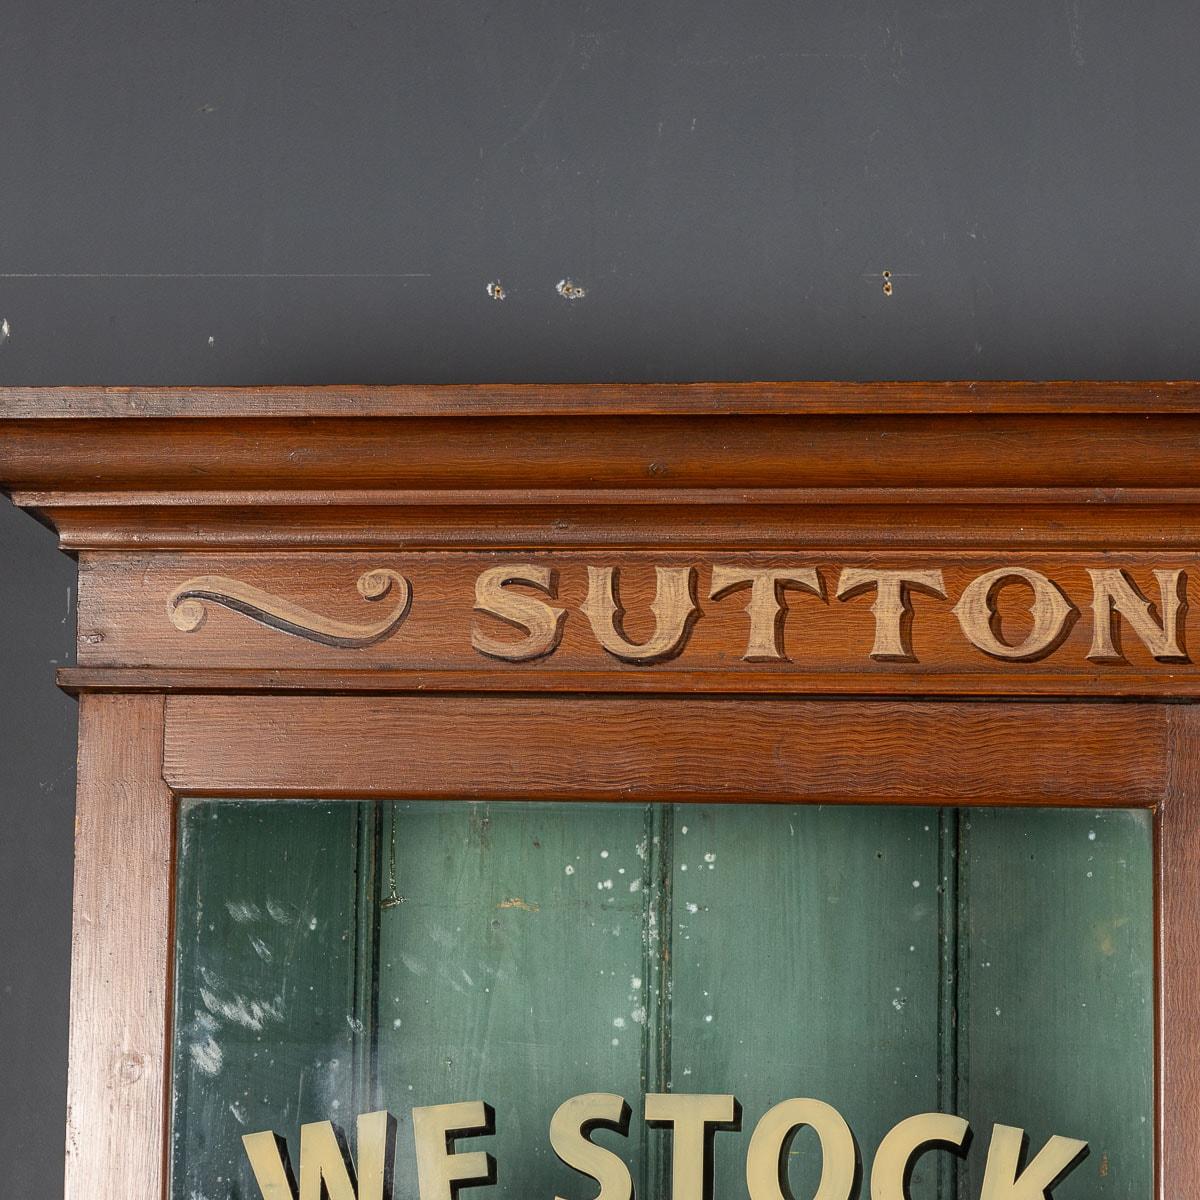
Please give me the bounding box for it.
[2,1,1199,1193]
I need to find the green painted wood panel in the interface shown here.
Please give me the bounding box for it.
[667,805,947,1199]
[171,800,374,1200]
[957,808,1153,1199]
[169,799,1154,1200]
[373,801,652,1199]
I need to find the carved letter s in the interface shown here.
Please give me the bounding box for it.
[472,565,567,662]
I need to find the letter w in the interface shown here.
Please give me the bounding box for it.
[243,1111,395,1200]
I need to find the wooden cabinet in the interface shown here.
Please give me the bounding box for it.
[0,383,1194,1199]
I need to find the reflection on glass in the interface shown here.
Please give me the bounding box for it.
[170,801,1152,1199]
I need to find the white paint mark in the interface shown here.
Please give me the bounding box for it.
[631,976,642,989]
[199,987,283,1032]
[346,1016,364,1034]
[892,997,906,1012]
[600,849,609,858]
[0,318,9,347]
[266,900,297,924]
[629,879,641,893]
[249,936,273,963]
[681,825,689,835]
[486,280,506,301]
[680,863,688,871]
[1088,830,1097,841]
[611,1037,620,1046]
[703,852,716,864]
[224,901,260,924]
[308,916,318,931]
[228,1102,246,1125]
[685,902,699,914]
[565,864,575,875]
[704,1013,713,1023]
[912,880,921,889]
[630,1005,647,1025]
[190,1036,223,1076]
[400,954,428,976]
[635,838,648,860]
[207,335,215,347]
[613,1017,626,1029]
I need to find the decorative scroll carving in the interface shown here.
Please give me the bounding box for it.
[167,569,412,647]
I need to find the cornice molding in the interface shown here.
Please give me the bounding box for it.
[4,383,1200,550]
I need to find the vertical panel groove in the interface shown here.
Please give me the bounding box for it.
[642,805,674,1198]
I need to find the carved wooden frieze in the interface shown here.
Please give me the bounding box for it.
[75,551,1195,693]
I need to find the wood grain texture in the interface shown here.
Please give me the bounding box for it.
[5,385,1200,556]
[162,695,1167,807]
[7,414,1200,495]
[1160,706,1200,1200]
[55,664,1200,698]
[65,694,172,1200]
[31,493,1200,553]
[75,552,1200,697]
[5,380,1200,418]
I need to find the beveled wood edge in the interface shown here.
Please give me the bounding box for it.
[56,666,1200,699]
[6,380,1200,418]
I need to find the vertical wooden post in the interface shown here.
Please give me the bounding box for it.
[1161,705,1200,1200]
[65,694,172,1200]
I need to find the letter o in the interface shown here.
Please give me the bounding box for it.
[746,1098,857,1200]
[952,567,1075,661]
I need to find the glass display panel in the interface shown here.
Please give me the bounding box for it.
[170,800,1152,1199]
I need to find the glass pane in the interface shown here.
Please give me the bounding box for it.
[170,801,1152,1200]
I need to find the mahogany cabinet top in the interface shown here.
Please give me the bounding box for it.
[4,381,1200,501]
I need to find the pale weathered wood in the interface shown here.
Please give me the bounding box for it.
[161,695,1167,808]
[65,694,172,1200]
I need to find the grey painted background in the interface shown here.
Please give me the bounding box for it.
[1,1,1198,1193]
